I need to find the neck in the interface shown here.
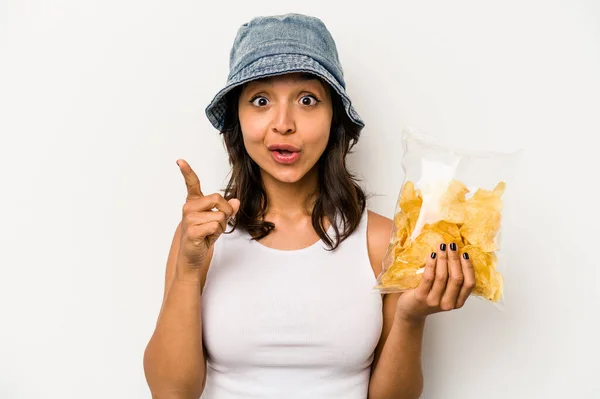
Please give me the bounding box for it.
[261,166,320,221]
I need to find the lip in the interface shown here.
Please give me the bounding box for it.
[268,143,301,165]
[267,143,301,152]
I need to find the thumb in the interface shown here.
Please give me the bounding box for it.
[228,198,241,217]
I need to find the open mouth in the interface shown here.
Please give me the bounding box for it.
[270,148,300,164]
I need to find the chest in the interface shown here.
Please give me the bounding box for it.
[255,220,328,251]
[201,246,383,370]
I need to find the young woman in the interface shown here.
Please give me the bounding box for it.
[144,13,475,399]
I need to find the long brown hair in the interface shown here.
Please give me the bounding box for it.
[219,77,366,250]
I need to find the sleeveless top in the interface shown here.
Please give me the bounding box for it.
[200,209,384,399]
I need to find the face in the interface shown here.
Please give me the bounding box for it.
[237,72,333,184]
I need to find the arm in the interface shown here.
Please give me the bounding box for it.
[365,211,475,399]
[366,212,424,399]
[368,293,425,399]
[143,222,211,399]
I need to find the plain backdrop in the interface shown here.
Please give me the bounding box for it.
[1,0,599,398]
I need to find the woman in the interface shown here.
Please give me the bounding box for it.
[143,13,475,399]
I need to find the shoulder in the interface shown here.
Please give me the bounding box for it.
[366,209,393,234]
[366,210,393,276]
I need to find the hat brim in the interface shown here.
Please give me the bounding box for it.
[205,53,364,132]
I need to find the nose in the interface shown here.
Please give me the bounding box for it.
[271,103,295,135]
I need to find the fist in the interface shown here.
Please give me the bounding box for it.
[176,159,240,273]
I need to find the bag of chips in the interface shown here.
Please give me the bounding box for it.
[374,127,519,305]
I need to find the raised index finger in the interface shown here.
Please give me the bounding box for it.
[176,159,203,200]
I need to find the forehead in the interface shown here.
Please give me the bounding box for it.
[243,72,327,91]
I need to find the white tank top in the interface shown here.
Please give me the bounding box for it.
[200,209,383,399]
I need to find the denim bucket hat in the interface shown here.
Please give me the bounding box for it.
[205,13,364,132]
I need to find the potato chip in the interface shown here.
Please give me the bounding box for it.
[393,241,406,259]
[395,240,432,267]
[459,182,505,252]
[473,269,503,302]
[412,229,446,251]
[439,179,469,223]
[459,215,501,252]
[427,220,461,240]
[461,245,503,302]
[377,265,422,290]
[471,181,506,202]
[393,211,410,247]
[377,242,430,290]
[462,245,491,281]
[398,181,422,234]
[492,272,503,302]
[378,237,438,290]
[420,221,463,249]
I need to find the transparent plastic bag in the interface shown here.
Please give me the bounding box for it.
[374,126,519,307]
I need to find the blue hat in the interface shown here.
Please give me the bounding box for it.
[205,13,365,132]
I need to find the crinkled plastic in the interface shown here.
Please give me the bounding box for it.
[374,127,519,308]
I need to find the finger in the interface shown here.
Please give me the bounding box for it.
[204,193,236,217]
[183,193,235,217]
[228,198,241,218]
[415,251,437,301]
[177,159,204,200]
[188,221,224,246]
[186,210,228,232]
[428,242,448,306]
[440,242,464,310]
[455,251,476,308]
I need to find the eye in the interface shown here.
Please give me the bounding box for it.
[250,96,269,107]
[300,95,319,106]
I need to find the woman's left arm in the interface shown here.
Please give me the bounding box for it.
[366,212,475,399]
[367,293,425,399]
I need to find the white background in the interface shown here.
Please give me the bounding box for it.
[1,0,598,398]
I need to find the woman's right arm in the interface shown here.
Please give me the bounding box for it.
[143,159,239,398]
[143,222,211,399]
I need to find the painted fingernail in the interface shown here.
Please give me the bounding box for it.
[450,242,457,251]
[440,243,446,251]
[431,252,437,259]
[463,252,469,260]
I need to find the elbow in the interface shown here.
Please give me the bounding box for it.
[409,384,424,399]
[147,382,204,399]
[143,346,205,399]
[401,378,424,399]
[406,382,424,399]
[149,392,202,399]
[368,380,423,399]
[369,391,422,399]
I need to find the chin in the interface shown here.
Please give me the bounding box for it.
[267,167,307,184]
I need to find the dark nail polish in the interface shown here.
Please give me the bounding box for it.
[450,242,457,251]
[463,252,469,260]
[431,252,437,259]
[440,243,446,251]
